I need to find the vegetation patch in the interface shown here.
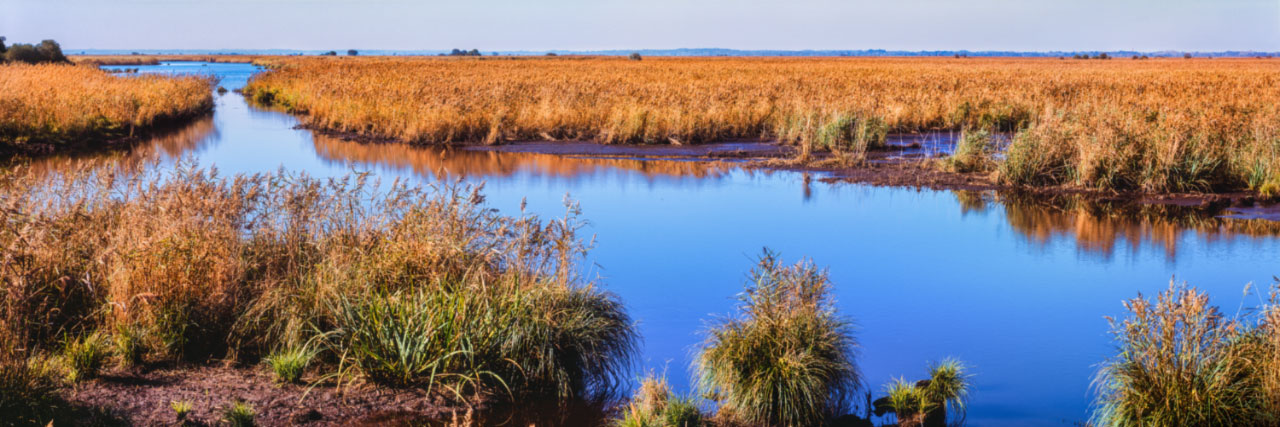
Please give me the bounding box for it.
[694,250,860,426]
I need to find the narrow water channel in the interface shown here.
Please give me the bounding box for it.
[57,62,1280,426]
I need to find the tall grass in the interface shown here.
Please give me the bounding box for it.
[1092,281,1280,426]
[0,161,637,405]
[0,64,213,151]
[695,250,860,426]
[242,56,1280,194]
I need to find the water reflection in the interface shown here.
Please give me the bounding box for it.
[15,115,218,177]
[312,134,739,181]
[983,192,1280,261]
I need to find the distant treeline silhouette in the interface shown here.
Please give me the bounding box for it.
[0,37,70,64]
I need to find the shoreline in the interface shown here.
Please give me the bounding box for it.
[295,121,1280,220]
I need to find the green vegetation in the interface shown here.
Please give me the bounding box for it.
[944,129,998,173]
[779,112,888,162]
[2,39,69,64]
[694,250,860,426]
[616,375,704,427]
[223,400,255,427]
[1093,281,1280,426]
[265,346,313,384]
[62,332,110,383]
[874,359,971,427]
[171,400,193,422]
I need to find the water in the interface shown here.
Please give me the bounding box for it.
[51,62,1280,425]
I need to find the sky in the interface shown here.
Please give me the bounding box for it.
[4,0,1278,52]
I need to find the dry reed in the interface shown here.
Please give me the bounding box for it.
[0,63,213,151]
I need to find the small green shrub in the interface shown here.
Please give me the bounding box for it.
[63,332,110,382]
[171,400,193,421]
[884,378,927,425]
[113,326,146,368]
[223,400,255,427]
[265,346,313,384]
[695,250,860,426]
[945,129,998,173]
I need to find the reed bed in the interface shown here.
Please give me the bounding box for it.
[0,161,637,422]
[0,64,213,151]
[1093,281,1280,426]
[242,56,1280,195]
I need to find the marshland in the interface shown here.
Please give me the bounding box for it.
[2,16,1280,427]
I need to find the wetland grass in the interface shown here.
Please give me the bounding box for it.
[1093,281,1280,426]
[694,251,860,426]
[0,161,639,422]
[0,63,213,152]
[242,56,1280,196]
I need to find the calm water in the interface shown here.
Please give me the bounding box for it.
[73,63,1280,426]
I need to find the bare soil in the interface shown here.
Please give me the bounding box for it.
[68,365,454,426]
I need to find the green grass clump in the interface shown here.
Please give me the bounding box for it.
[945,129,998,173]
[814,113,888,156]
[695,250,860,426]
[63,332,110,383]
[171,400,193,422]
[223,400,255,427]
[1092,281,1280,426]
[112,325,145,368]
[264,346,313,384]
[330,280,636,400]
[876,359,971,427]
[616,375,704,427]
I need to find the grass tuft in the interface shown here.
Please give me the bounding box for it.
[695,249,860,426]
[63,332,110,383]
[264,346,313,384]
[223,400,255,427]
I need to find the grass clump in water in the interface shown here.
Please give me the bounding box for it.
[1092,280,1280,426]
[694,250,860,426]
[874,359,971,427]
[944,129,998,173]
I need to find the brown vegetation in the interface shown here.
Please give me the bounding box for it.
[0,64,213,153]
[241,56,1280,195]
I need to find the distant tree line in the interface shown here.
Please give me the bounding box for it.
[0,37,69,64]
[442,49,482,57]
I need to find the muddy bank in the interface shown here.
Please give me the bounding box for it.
[68,366,450,425]
[66,364,618,426]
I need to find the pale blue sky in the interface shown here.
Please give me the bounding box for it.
[4,0,1278,51]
